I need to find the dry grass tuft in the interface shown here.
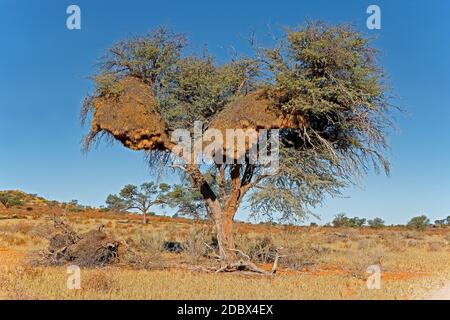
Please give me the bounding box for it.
[84,269,116,293]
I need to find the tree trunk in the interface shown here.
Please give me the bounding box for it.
[184,163,239,262]
[211,206,237,261]
[212,164,241,261]
[143,211,147,224]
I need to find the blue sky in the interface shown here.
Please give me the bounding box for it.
[1,0,449,224]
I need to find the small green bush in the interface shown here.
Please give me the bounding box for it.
[407,215,430,231]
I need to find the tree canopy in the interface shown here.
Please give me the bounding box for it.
[106,182,168,223]
[82,22,395,265]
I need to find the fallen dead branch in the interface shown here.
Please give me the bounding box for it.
[34,218,120,267]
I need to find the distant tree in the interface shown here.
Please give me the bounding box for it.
[332,213,349,227]
[106,182,168,224]
[407,215,430,230]
[99,206,110,213]
[163,183,206,219]
[332,214,366,228]
[446,216,450,225]
[368,217,385,229]
[105,194,128,211]
[161,175,213,219]
[434,219,446,227]
[434,216,450,227]
[349,217,366,227]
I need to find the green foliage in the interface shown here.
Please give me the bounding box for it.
[249,22,394,222]
[407,215,430,230]
[367,217,385,229]
[434,216,450,227]
[93,73,124,96]
[0,190,50,208]
[0,192,25,208]
[159,55,260,129]
[81,27,187,124]
[332,213,366,228]
[105,194,128,212]
[162,182,206,219]
[101,27,186,84]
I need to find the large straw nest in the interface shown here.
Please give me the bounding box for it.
[88,76,171,151]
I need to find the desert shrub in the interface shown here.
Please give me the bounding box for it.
[324,233,344,244]
[386,238,409,252]
[15,264,43,279]
[427,241,444,252]
[0,221,34,235]
[281,245,329,270]
[0,234,27,246]
[0,193,24,208]
[348,246,386,274]
[406,239,421,247]
[332,214,366,228]
[407,215,430,230]
[326,229,360,244]
[245,236,278,263]
[367,218,385,229]
[403,231,425,240]
[12,221,34,234]
[184,225,213,264]
[357,238,377,250]
[138,232,166,252]
[84,269,116,292]
[120,249,161,269]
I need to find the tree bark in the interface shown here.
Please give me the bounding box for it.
[211,205,237,261]
[143,211,147,224]
[212,164,241,261]
[184,163,238,261]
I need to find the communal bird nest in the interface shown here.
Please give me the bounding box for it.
[86,76,171,151]
[84,77,307,162]
[204,90,306,160]
[209,89,306,133]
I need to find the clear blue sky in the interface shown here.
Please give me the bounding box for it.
[1,0,449,225]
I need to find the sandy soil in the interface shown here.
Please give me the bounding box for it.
[425,282,450,300]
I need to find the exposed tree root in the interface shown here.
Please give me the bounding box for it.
[196,244,281,275]
[215,260,272,275]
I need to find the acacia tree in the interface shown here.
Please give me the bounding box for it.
[407,215,430,230]
[106,182,168,224]
[82,24,395,269]
[163,182,207,219]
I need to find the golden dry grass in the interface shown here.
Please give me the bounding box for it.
[1,208,450,300]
